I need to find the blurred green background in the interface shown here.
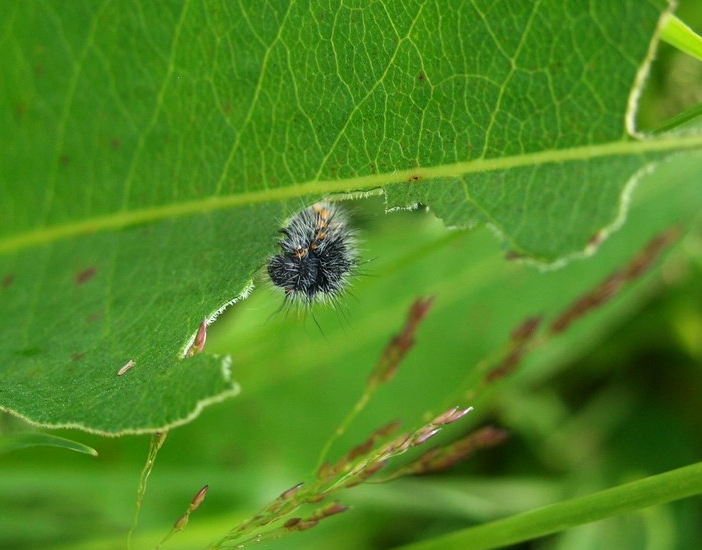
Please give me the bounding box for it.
[3,2,702,550]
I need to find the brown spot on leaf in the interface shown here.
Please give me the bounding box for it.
[14,102,28,121]
[75,267,97,285]
[86,311,103,323]
[417,72,426,83]
[71,352,86,362]
[111,138,121,149]
[60,154,71,167]
[1,274,14,289]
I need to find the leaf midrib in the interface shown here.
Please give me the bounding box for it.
[3,133,701,255]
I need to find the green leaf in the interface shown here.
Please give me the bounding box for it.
[660,13,702,62]
[0,432,97,456]
[2,1,701,434]
[395,461,702,550]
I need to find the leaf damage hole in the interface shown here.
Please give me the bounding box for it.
[181,283,254,358]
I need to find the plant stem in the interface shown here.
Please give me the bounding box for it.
[660,14,702,62]
[396,461,702,550]
[127,431,168,550]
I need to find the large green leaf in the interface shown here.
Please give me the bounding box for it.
[1,0,700,434]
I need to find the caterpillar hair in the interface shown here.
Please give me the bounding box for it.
[267,201,359,307]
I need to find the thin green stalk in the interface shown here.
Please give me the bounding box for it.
[315,390,374,473]
[396,461,702,550]
[660,14,702,62]
[127,431,169,550]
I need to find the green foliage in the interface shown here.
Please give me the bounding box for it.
[661,14,702,62]
[2,0,702,549]
[398,462,702,550]
[0,431,97,456]
[3,0,700,434]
